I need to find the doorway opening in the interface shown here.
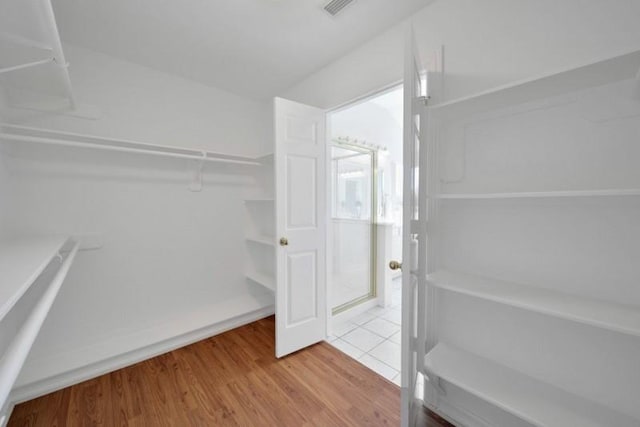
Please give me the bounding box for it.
[327,84,404,383]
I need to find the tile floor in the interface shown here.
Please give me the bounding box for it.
[327,277,403,386]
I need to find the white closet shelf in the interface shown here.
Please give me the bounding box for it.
[0,240,80,412]
[436,189,640,199]
[428,270,640,337]
[246,271,275,291]
[245,234,275,247]
[0,124,262,166]
[0,236,69,322]
[244,198,275,203]
[424,343,638,427]
[430,49,640,120]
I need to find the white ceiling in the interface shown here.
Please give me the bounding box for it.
[50,0,432,100]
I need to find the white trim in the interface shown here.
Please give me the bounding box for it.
[326,80,403,114]
[10,304,274,404]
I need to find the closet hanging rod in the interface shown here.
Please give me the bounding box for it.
[1,123,262,164]
[0,240,80,411]
[0,58,54,75]
[0,133,261,166]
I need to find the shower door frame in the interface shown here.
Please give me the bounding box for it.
[330,139,378,314]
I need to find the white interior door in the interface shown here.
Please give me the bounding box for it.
[274,97,327,358]
[401,26,429,427]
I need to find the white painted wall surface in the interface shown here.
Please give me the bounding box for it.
[283,0,640,109]
[0,45,273,397]
[2,45,271,156]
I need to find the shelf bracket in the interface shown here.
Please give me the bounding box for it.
[188,151,207,192]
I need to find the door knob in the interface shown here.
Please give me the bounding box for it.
[389,260,402,270]
[279,237,289,246]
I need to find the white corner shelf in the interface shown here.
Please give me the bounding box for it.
[0,236,69,322]
[245,234,275,247]
[428,270,640,337]
[430,49,640,120]
[424,343,638,427]
[246,271,275,292]
[436,189,640,200]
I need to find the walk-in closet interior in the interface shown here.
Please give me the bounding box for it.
[2,0,640,426]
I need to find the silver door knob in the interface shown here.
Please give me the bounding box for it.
[280,237,289,246]
[389,260,402,270]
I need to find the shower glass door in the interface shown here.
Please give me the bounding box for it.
[331,143,376,313]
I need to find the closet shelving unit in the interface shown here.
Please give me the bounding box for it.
[0,237,79,413]
[422,49,640,426]
[427,270,640,338]
[243,152,276,293]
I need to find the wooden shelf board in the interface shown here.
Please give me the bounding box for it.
[430,50,640,120]
[424,343,637,427]
[0,236,69,322]
[246,271,275,292]
[436,189,640,199]
[428,270,640,337]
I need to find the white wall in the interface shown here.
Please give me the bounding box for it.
[283,0,640,109]
[0,44,273,397]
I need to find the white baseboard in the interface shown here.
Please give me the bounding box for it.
[10,299,274,405]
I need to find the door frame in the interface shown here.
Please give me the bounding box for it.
[323,81,404,337]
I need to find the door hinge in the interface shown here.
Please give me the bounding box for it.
[413,95,430,110]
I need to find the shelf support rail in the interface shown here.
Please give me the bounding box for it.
[0,239,80,411]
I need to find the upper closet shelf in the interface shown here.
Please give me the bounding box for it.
[0,124,262,166]
[0,236,68,322]
[430,49,640,121]
[436,189,640,199]
[424,343,638,427]
[428,270,640,337]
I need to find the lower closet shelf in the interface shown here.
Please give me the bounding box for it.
[246,271,275,292]
[427,270,640,337]
[424,343,638,427]
[0,236,69,321]
[0,239,80,412]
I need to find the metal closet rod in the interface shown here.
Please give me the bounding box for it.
[0,124,261,166]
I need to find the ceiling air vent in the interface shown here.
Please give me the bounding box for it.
[323,0,355,16]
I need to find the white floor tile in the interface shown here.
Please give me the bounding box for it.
[329,338,365,359]
[341,327,386,352]
[392,373,401,387]
[358,354,398,381]
[350,311,378,325]
[361,317,401,338]
[389,330,401,344]
[331,321,358,337]
[326,334,339,342]
[381,308,402,325]
[366,306,388,316]
[368,340,401,371]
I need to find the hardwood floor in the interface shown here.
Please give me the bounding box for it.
[9,316,451,426]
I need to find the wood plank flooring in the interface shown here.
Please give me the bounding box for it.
[9,316,451,426]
